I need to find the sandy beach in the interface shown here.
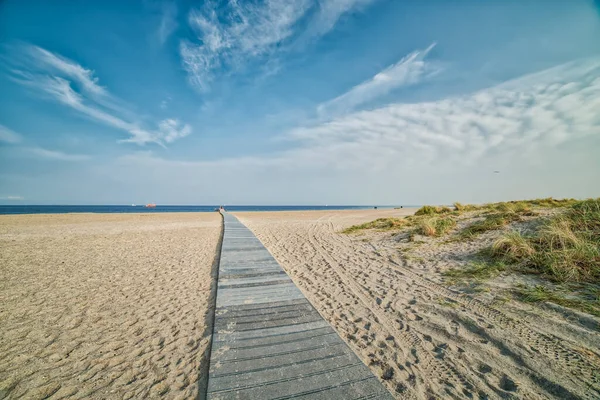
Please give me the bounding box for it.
[2,208,599,399]
[237,209,600,399]
[0,213,221,399]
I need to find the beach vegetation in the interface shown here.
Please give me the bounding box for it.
[485,198,600,283]
[489,230,536,262]
[415,217,457,237]
[460,212,522,238]
[342,217,408,233]
[415,205,453,216]
[517,285,600,317]
[443,261,508,282]
[453,202,479,212]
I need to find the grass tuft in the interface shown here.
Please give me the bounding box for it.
[517,285,600,317]
[460,212,522,238]
[453,202,479,212]
[490,230,536,262]
[416,217,457,237]
[343,217,408,233]
[415,205,453,216]
[443,261,507,282]
[485,198,600,283]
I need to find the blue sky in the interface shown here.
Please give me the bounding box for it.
[1,0,599,205]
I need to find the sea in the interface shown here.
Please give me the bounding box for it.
[0,205,402,215]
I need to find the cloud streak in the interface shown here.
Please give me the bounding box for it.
[28,147,91,161]
[317,43,441,117]
[0,124,22,143]
[293,58,600,170]
[109,58,600,204]
[125,57,600,180]
[9,45,191,147]
[157,2,178,45]
[180,0,380,90]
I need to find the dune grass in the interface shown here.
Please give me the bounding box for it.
[416,217,457,237]
[459,212,523,238]
[443,261,508,282]
[487,199,600,283]
[517,285,600,318]
[342,217,408,233]
[414,205,453,216]
[489,230,536,262]
[453,202,479,212]
[452,198,576,214]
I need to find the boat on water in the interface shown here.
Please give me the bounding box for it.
[145,203,156,208]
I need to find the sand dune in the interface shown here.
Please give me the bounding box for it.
[237,209,600,400]
[0,213,221,399]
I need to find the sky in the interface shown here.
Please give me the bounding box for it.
[0,0,599,205]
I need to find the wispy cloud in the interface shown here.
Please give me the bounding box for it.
[318,43,441,117]
[0,124,22,143]
[157,2,178,45]
[24,45,106,97]
[27,147,91,161]
[9,44,191,146]
[305,0,377,38]
[0,195,24,201]
[160,96,171,110]
[129,57,600,174]
[114,58,600,203]
[292,58,600,169]
[180,0,380,90]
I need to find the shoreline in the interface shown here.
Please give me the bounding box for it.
[0,206,407,216]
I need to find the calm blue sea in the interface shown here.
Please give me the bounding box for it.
[0,205,400,215]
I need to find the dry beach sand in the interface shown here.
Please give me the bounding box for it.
[2,209,599,399]
[237,209,600,400]
[0,213,221,399]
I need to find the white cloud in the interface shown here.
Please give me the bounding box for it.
[158,119,192,143]
[318,43,441,117]
[26,45,106,97]
[180,0,380,90]
[114,58,600,204]
[291,58,600,171]
[306,0,376,38]
[0,124,22,143]
[158,2,178,45]
[9,45,192,147]
[27,147,91,161]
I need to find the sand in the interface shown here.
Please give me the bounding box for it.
[2,209,599,399]
[0,212,222,399]
[237,209,600,400]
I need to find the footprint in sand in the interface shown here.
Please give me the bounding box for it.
[447,320,459,335]
[499,375,518,392]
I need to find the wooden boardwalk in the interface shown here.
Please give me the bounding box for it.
[206,212,393,399]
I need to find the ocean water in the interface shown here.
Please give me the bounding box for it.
[0,205,399,215]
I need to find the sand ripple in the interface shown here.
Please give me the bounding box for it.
[0,213,221,399]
